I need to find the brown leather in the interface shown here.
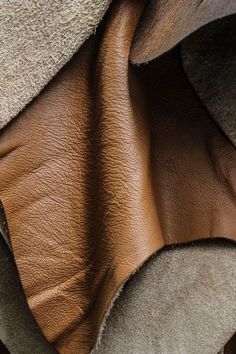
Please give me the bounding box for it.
[0,0,236,353]
[130,0,236,63]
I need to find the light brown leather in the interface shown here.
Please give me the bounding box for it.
[0,0,236,353]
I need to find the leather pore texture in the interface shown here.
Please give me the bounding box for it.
[0,0,236,353]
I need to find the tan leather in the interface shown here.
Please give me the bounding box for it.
[0,0,236,353]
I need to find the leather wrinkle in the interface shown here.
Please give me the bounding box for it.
[0,0,236,353]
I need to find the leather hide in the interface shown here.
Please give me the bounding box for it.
[0,0,236,353]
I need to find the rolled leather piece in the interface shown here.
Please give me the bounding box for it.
[0,0,236,353]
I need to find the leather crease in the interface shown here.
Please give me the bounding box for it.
[0,0,236,353]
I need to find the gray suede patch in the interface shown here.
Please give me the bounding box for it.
[182,15,236,147]
[94,240,236,354]
[0,236,57,354]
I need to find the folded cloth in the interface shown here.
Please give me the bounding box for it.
[1,1,236,353]
[1,235,236,354]
[1,1,236,354]
[1,0,236,130]
[3,190,236,354]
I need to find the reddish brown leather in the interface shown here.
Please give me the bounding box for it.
[0,0,236,353]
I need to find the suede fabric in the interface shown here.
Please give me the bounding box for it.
[0,0,111,129]
[0,2,236,354]
[1,0,236,130]
[0,236,236,354]
[2,36,236,354]
[94,240,236,354]
[224,332,236,354]
[182,14,236,147]
[95,14,236,354]
[0,236,57,354]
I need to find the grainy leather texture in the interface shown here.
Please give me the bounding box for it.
[0,0,236,353]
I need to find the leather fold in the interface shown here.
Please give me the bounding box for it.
[130,0,236,64]
[0,0,236,353]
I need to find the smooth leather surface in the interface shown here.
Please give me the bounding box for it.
[0,0,236,353]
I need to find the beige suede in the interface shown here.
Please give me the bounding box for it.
[0,236,57,354]
[1,1,236,130]
[94,241,236,354]
[0,3,236,354]
[0,0,111,129]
